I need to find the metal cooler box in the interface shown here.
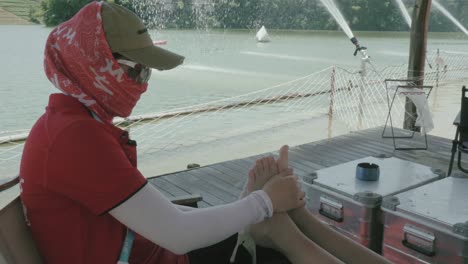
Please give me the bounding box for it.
[303,156,444,253]
[381,173,468,263]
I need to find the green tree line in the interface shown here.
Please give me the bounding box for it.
[39,0,468,33]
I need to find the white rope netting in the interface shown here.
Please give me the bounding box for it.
[1,49,468,179]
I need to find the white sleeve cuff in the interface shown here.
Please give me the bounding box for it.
[250,190,273,219]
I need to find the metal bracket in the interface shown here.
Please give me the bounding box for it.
[430,168,446,179]
[451,172,468,179]
[453,221,468,238]
[302,172,317,184]
[382,196,400,211]
[372,153,392,159]
[353,191,382,207]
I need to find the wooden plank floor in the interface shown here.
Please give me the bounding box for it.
[149,127,464,207]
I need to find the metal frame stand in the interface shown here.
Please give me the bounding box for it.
[448,124,468,176]
[382,79,433,150]
[448,86,468,176]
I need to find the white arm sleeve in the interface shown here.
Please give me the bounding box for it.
[109,184,272,255]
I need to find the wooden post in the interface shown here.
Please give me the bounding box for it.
[433,49,439,109]
[436,48,440,91]
[404,0,432,130]
[328,67,336,139]
[358,58,367,130]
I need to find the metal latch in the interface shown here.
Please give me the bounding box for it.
[319,196,343,222]
[402,224,436,257]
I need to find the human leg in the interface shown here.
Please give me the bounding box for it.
[287,208,390,264]
[245,154,342,264]
[250,211,343,264]
[274,147,391,264]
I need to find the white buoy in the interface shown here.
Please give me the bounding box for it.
[255,25,271,43]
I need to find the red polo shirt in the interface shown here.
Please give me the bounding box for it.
[20,94,189,264]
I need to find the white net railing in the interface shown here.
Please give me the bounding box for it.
[1,49,468,179]
[118,67,332,152]
[331,49,468,133]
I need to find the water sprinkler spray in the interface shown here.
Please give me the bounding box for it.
[350,37,368,58]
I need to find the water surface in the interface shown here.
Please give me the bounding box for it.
[0,26,467,179]
[1,25,467,132]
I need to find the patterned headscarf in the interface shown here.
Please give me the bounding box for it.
[44,1,148,124]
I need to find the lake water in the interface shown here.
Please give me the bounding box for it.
[0,25,467,178]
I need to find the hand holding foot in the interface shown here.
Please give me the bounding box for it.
[248,156,278,192]
[262,169,306,213]
[244,145,289,194]
[247,146,304,213]
[242,154,278,197]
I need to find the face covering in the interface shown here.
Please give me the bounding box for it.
[44,2,148,124]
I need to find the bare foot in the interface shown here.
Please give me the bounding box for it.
[277,145,289,172]
[253,156,277,190]
[242,145,291,248]
[240,155,276,198]
[241,145,290,197]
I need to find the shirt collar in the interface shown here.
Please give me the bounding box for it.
[47,93,129,141]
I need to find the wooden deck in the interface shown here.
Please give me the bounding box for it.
[149,127,463,207]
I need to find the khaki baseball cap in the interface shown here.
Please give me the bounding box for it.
[101,2,184,70]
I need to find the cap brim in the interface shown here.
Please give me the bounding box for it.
[119,45,185,71]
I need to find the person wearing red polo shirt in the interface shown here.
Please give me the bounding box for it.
[19,2,307,264]
[19,2,391,264]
